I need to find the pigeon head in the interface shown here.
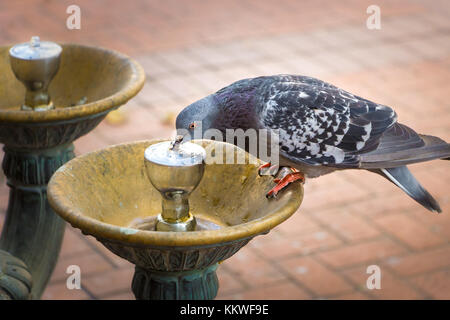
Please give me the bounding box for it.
[176,78,262,141]
[176,94,220,141]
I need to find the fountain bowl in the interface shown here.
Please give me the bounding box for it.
[0,43,145,149]
[47,140,303,299]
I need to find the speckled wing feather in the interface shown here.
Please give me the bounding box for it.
[258,75,398,168]
[361,128,450,168]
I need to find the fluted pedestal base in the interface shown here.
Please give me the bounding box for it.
[132,264,219,300]
[0,144,74,299]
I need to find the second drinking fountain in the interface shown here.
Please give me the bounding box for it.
[0,37,145,299]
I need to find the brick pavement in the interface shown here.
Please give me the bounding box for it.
[0,0,449,299]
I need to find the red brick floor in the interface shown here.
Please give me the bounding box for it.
[0,0,449,300]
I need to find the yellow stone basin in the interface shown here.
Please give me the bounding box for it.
[48,140,303,271]
[0,44,145,148]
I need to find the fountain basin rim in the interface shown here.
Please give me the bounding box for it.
[0,43,145,123]
[48,140,304,247]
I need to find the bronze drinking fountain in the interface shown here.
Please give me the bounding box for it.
[0,37,145,299]
[47,139,303,299]
[0,37,303,300]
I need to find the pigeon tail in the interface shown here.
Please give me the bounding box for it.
[377,166,441,213]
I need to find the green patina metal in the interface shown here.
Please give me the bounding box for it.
[101,236,251,300]
[0,113,112,299]
[0,143,74,299]
[0,249,32,299]
[132,264,219,300]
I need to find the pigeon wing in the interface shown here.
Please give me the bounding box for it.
[258,79,398,168]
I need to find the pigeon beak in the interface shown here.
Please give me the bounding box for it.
[182,134,192,142]
[176,129,192,142]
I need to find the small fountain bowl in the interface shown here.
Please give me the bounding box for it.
[0,44,145,149]
[48,140,303,273]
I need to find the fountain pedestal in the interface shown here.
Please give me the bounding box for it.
[132,262,219,300]
[0,144,74,298]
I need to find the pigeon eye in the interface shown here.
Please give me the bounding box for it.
[189,122,197,129]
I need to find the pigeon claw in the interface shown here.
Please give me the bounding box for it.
[266,169,304,199]
[258,162,280,176]
[258,162,271,175]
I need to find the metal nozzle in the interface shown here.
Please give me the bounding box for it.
[9,36,62,111]
[169,135,184,151]
[144,139,206,232]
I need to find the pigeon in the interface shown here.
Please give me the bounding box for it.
[176,75,450,212]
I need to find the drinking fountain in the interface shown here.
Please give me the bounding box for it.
[0,37,145,299]
[47,139,304,300]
